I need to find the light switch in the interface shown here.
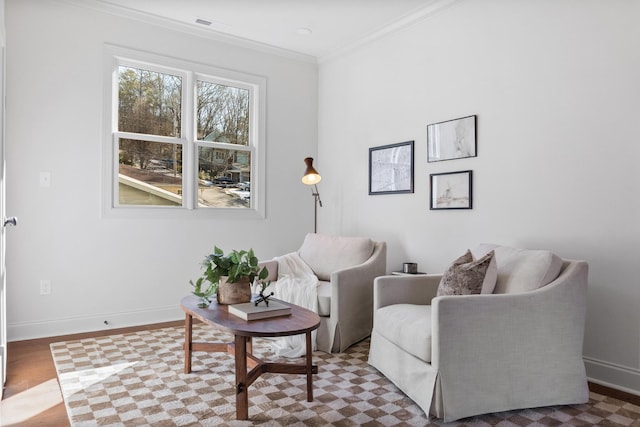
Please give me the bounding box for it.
[40,171,51,188]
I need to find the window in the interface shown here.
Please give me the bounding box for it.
[195,79,252,208]
[104,46,265,218]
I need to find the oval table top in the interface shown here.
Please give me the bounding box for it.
[180,295,320,338]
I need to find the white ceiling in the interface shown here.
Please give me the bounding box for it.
[90,0,454,60]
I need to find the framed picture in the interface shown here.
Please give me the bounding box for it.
[430,170,472,210]
[369,141,414,195]
[427,115,477,162]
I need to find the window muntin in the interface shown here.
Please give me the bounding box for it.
[108,51,263,214]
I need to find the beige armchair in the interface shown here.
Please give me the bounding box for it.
[368,244,589,422]
[261,233,386,353]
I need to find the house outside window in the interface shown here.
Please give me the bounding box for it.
[103,45,266,218]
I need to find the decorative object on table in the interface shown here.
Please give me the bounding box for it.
[254,281,274,306]
[403,262,418,274]
[301,157,323,233]
[190,246,269,307]
[430,170,472,210]
[217,277,253,305]
[369,141,414,195]
[228,300,292,321]
[427,115,477,162]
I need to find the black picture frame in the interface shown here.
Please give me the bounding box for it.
[369,141,414,195]
[430,170,472,210]
[427,115,477,162]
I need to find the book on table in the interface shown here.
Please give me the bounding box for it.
[228,300,292,321]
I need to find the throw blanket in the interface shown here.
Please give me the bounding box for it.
[270,252,319,357]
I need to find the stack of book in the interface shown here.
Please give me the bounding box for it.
[228,300,292,321]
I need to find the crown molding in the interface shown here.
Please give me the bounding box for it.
[318,0,460,64]
[58,0,318,64]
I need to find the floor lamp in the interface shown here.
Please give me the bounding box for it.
[301,157,322,233]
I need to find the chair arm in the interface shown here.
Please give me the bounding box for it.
[331,242,387,311]
[326,242,386,352]
[373,274,442,311]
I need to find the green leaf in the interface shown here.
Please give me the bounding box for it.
[229,264,239,282]
[249,255,258,267]
[258,266,268,280]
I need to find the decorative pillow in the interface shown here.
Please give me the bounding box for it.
[482,255,498,294]
[437,250,496,296]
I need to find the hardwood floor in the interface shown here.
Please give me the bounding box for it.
[1,322,639,426]
[1,321,182,427]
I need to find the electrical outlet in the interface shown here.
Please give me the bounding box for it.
[40,280,51,295]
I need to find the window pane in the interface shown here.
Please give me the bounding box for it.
[119,138,183,206]
[197,81,249,145]
[198,147,251,208]
[118,66,182,137]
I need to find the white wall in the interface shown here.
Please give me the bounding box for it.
[4,0,318,339]
[318,0,640,394]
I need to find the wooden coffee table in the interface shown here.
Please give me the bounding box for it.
[180,295,321,420]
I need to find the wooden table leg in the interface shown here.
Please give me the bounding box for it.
[235,334,249,420]
[306,331,313,401]
[184,313,193,374]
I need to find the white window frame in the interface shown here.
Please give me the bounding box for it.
[102,45,266,220]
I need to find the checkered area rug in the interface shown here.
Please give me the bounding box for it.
[50,324,640,426]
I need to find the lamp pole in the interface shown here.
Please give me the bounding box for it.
[311,184,323,233]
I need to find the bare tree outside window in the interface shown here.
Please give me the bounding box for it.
[119,66,182,137]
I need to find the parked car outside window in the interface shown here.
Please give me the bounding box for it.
[213,177,236,187]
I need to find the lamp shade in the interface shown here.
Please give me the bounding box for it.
[301,157,322,185]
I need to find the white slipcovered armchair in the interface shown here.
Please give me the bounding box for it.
[261,233,387,353]
[368,244,589,422]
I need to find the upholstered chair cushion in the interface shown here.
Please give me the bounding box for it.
[298,233,374,281]
[374,303,432,363]
[437,250,496,296]
[472,244,563,293]
[316,280,331,316]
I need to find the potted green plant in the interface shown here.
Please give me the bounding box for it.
[190,246,269,307]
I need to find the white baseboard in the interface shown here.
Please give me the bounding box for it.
[585,356,640,397]
[7,305,183,341]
